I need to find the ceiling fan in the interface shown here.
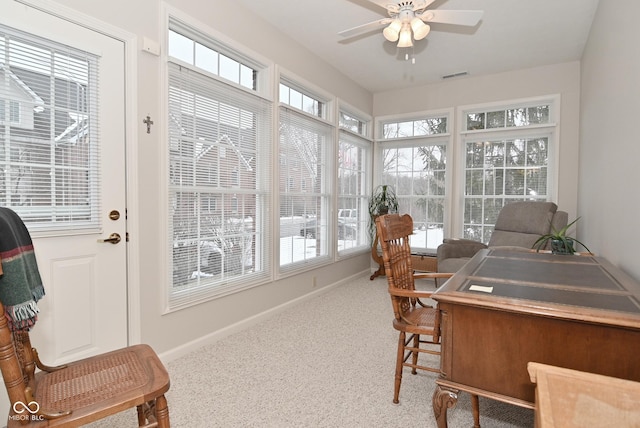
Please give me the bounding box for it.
[339,0,483,47]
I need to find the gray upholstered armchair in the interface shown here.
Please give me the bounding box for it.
[437,201,568,273]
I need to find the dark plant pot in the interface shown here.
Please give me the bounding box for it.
[551,238,575,255]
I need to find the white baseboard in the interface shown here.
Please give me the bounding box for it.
[158,270,370,364]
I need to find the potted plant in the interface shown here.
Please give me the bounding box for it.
[532,217,591,255]
[368,185,399,279]
[368,184,399,242]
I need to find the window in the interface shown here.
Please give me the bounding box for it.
[280,83,322,117]
[339,111,367,135]
[382,117,447,138]
[279,80,333,269]
[377,112,450,251]
[460,99,556,243]
[338,108,371,255]
[167,18,272,308]
[168,29,256,90]
[465,105,550,130]
[0,24,99,232]
[0,100,20,124]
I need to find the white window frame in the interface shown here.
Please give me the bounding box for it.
[337,101,372,257]
[453,95,560,241]
[164,8,275,311]
[278,69,336,275]
[375,109,453,252]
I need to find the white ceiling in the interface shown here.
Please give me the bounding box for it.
[236,0,600,93]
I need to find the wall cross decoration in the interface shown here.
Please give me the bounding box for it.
[143,115,154,134]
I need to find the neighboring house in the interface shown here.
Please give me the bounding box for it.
[1,64,89,209]
[279,121,322,216]
[0,63,44,130]
[168,109,259,280]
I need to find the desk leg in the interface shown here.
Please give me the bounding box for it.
[471,394,480,428]
[433,385,458,428]
[369,264,384,280]
[369,235,385,280]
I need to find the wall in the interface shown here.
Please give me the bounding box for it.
[579,0,640,281]
[12,0,637,363]
[373,61,583,220]
[31,0,373,356]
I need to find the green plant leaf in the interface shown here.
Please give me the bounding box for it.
[532,216,591,253]
[368,185,400,244]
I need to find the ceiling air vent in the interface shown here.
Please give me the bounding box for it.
[442,71,468,79]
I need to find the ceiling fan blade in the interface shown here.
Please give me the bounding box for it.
[412,0,436,11]
[364,0,397,10]
[363,0,438,13]
[338,18,392,38]
[420,10,484,26]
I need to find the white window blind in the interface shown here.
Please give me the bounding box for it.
[337,129,370,255]
[0,24,100,232]
[167,24,272,308]
[279,105,333,269]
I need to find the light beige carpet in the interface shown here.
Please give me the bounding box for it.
[88,275,533,427]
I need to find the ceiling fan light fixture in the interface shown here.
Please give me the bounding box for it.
[383,19,402,42]
[397,25,413,48]
[411,18,430,40]
[338,4,485,54]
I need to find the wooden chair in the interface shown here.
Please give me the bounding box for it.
[0,310,170,427]
[376,214,480,426]
[0,207,170,427]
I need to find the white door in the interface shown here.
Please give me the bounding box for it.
[0,1,128,365]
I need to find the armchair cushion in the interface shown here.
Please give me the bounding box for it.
[490,201,557,237]
[437,201,569,273]
[489,230,546,248]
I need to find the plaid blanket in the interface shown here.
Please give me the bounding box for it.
[0,207,45,331]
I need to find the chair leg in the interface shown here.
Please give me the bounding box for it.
[471,394,480,428]
[136,395,170,427]
[393,331,406,404]
[155,395,170,428]
[136,405,145,426]
[411,334,419,375]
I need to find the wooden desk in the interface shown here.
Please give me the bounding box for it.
[431,249,640,428]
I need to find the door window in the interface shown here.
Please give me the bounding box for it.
[0,24,100,232]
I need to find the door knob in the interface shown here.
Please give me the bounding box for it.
[99,233,121,244]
